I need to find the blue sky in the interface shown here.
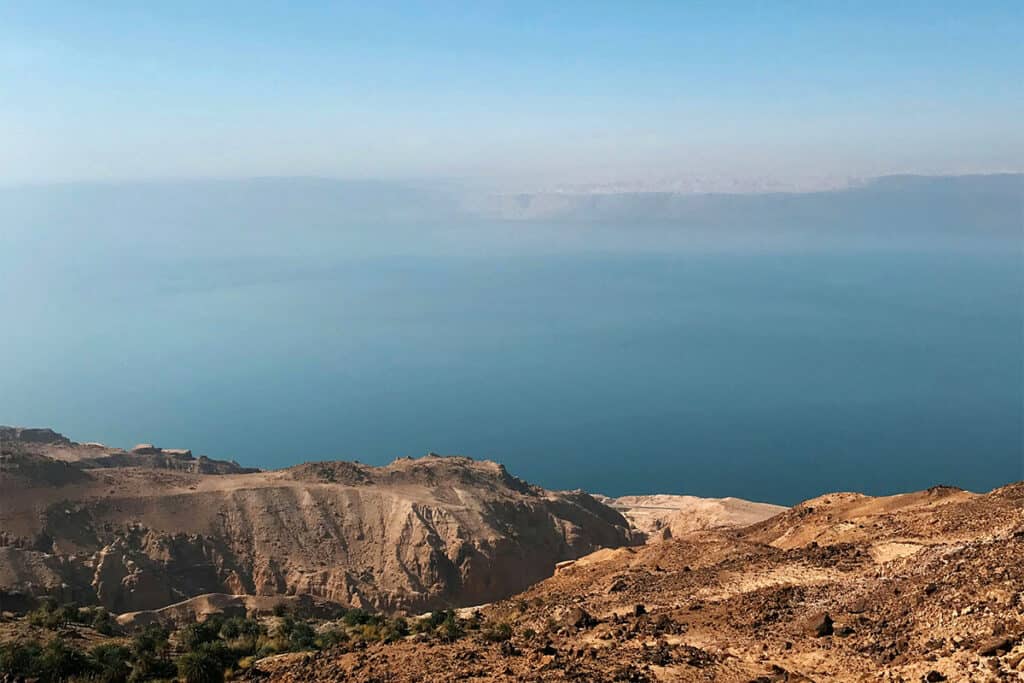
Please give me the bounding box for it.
[1,1,1021,185]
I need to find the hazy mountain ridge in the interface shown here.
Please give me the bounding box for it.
[466,173,1024,225]
[2,173,1019,231]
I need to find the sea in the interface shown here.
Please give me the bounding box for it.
[1,178,1020,505]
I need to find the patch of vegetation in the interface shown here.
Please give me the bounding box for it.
[177,648,225,683]
[0,600,489,681]
[24,599,122,636]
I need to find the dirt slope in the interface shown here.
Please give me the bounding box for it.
[598,494,786,539]
[260,482,1024,682]
[0,428,636,614]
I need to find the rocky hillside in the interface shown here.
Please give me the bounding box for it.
[0,428,636,614]
[257,482,1024,682]
[596,494,785,540]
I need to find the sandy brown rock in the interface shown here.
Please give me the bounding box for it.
[597,494,786,540]
[258,481,1024,682]
[0,428,636,614]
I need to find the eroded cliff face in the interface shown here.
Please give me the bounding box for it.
[253,482,1024,683]
[0,430,637,614]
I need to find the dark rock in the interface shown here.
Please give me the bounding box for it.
[809,612,834,637]
[923,671,946,682]
[977,635,1014,656]
[564,606,597,629]
[633,604,646,617]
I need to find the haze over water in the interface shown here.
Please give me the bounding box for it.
[2,177,1020,505]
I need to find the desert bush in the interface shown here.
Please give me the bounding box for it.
[176,648,225,683]
[482,621,513,642]
[341,608,380,627]
[354,622,382,642]
[27,602,65,629]
[131,623,170,657]
[0,640,43,677]
[285,620,317,650]
[315,626,348,649]
[127,651,177,682]
[415,609,451,632]
[91,607,118,635]
[178,620,223,651]
[197,640,237,670]
[440,612,464,643]
[37,637,93,682]
[219,615,262,640]
[383,617,409,642]
[90,643,131,683]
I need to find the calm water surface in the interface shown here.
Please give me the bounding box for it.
[2,210,1020,505]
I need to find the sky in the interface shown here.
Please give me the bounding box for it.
[1,1,1022,187]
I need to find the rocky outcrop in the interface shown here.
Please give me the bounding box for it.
[0,428,637,615]
[258,480,1024,683]
[596,494,786,541]
[0,427,257,475]
[0,427,71,445]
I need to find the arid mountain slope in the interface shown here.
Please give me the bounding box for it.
[597,494,785,540]
[0,428,636,614]
[262,482,1024,682]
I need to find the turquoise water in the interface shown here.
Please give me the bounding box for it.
[2,181,1021,504]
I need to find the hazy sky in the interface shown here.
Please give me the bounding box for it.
[2,1,1021,186]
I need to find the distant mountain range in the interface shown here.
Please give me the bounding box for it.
[2,173,1020,230]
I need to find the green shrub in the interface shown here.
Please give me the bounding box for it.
[177,648,226,683]
[37,637,93,682]
[91,607,118,635]
[178,620,222,651]
[220,616,262,640]
[0,640,43,676]
[286,620,317,650]
[341,608,378,627]
[382,617,409,642]
[440,612,464,643]
[91,643,131,683]
[482,621,513,642]
[197,641,236,670]
[355,623,382,642]
[314,627,348,649]
[127,651,177,682]
[131,623,170,657]
[27,603,64,629]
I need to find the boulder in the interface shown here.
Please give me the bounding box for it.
[977,635,1014,657]
[808,612,834,637]
[563,606,597,629]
